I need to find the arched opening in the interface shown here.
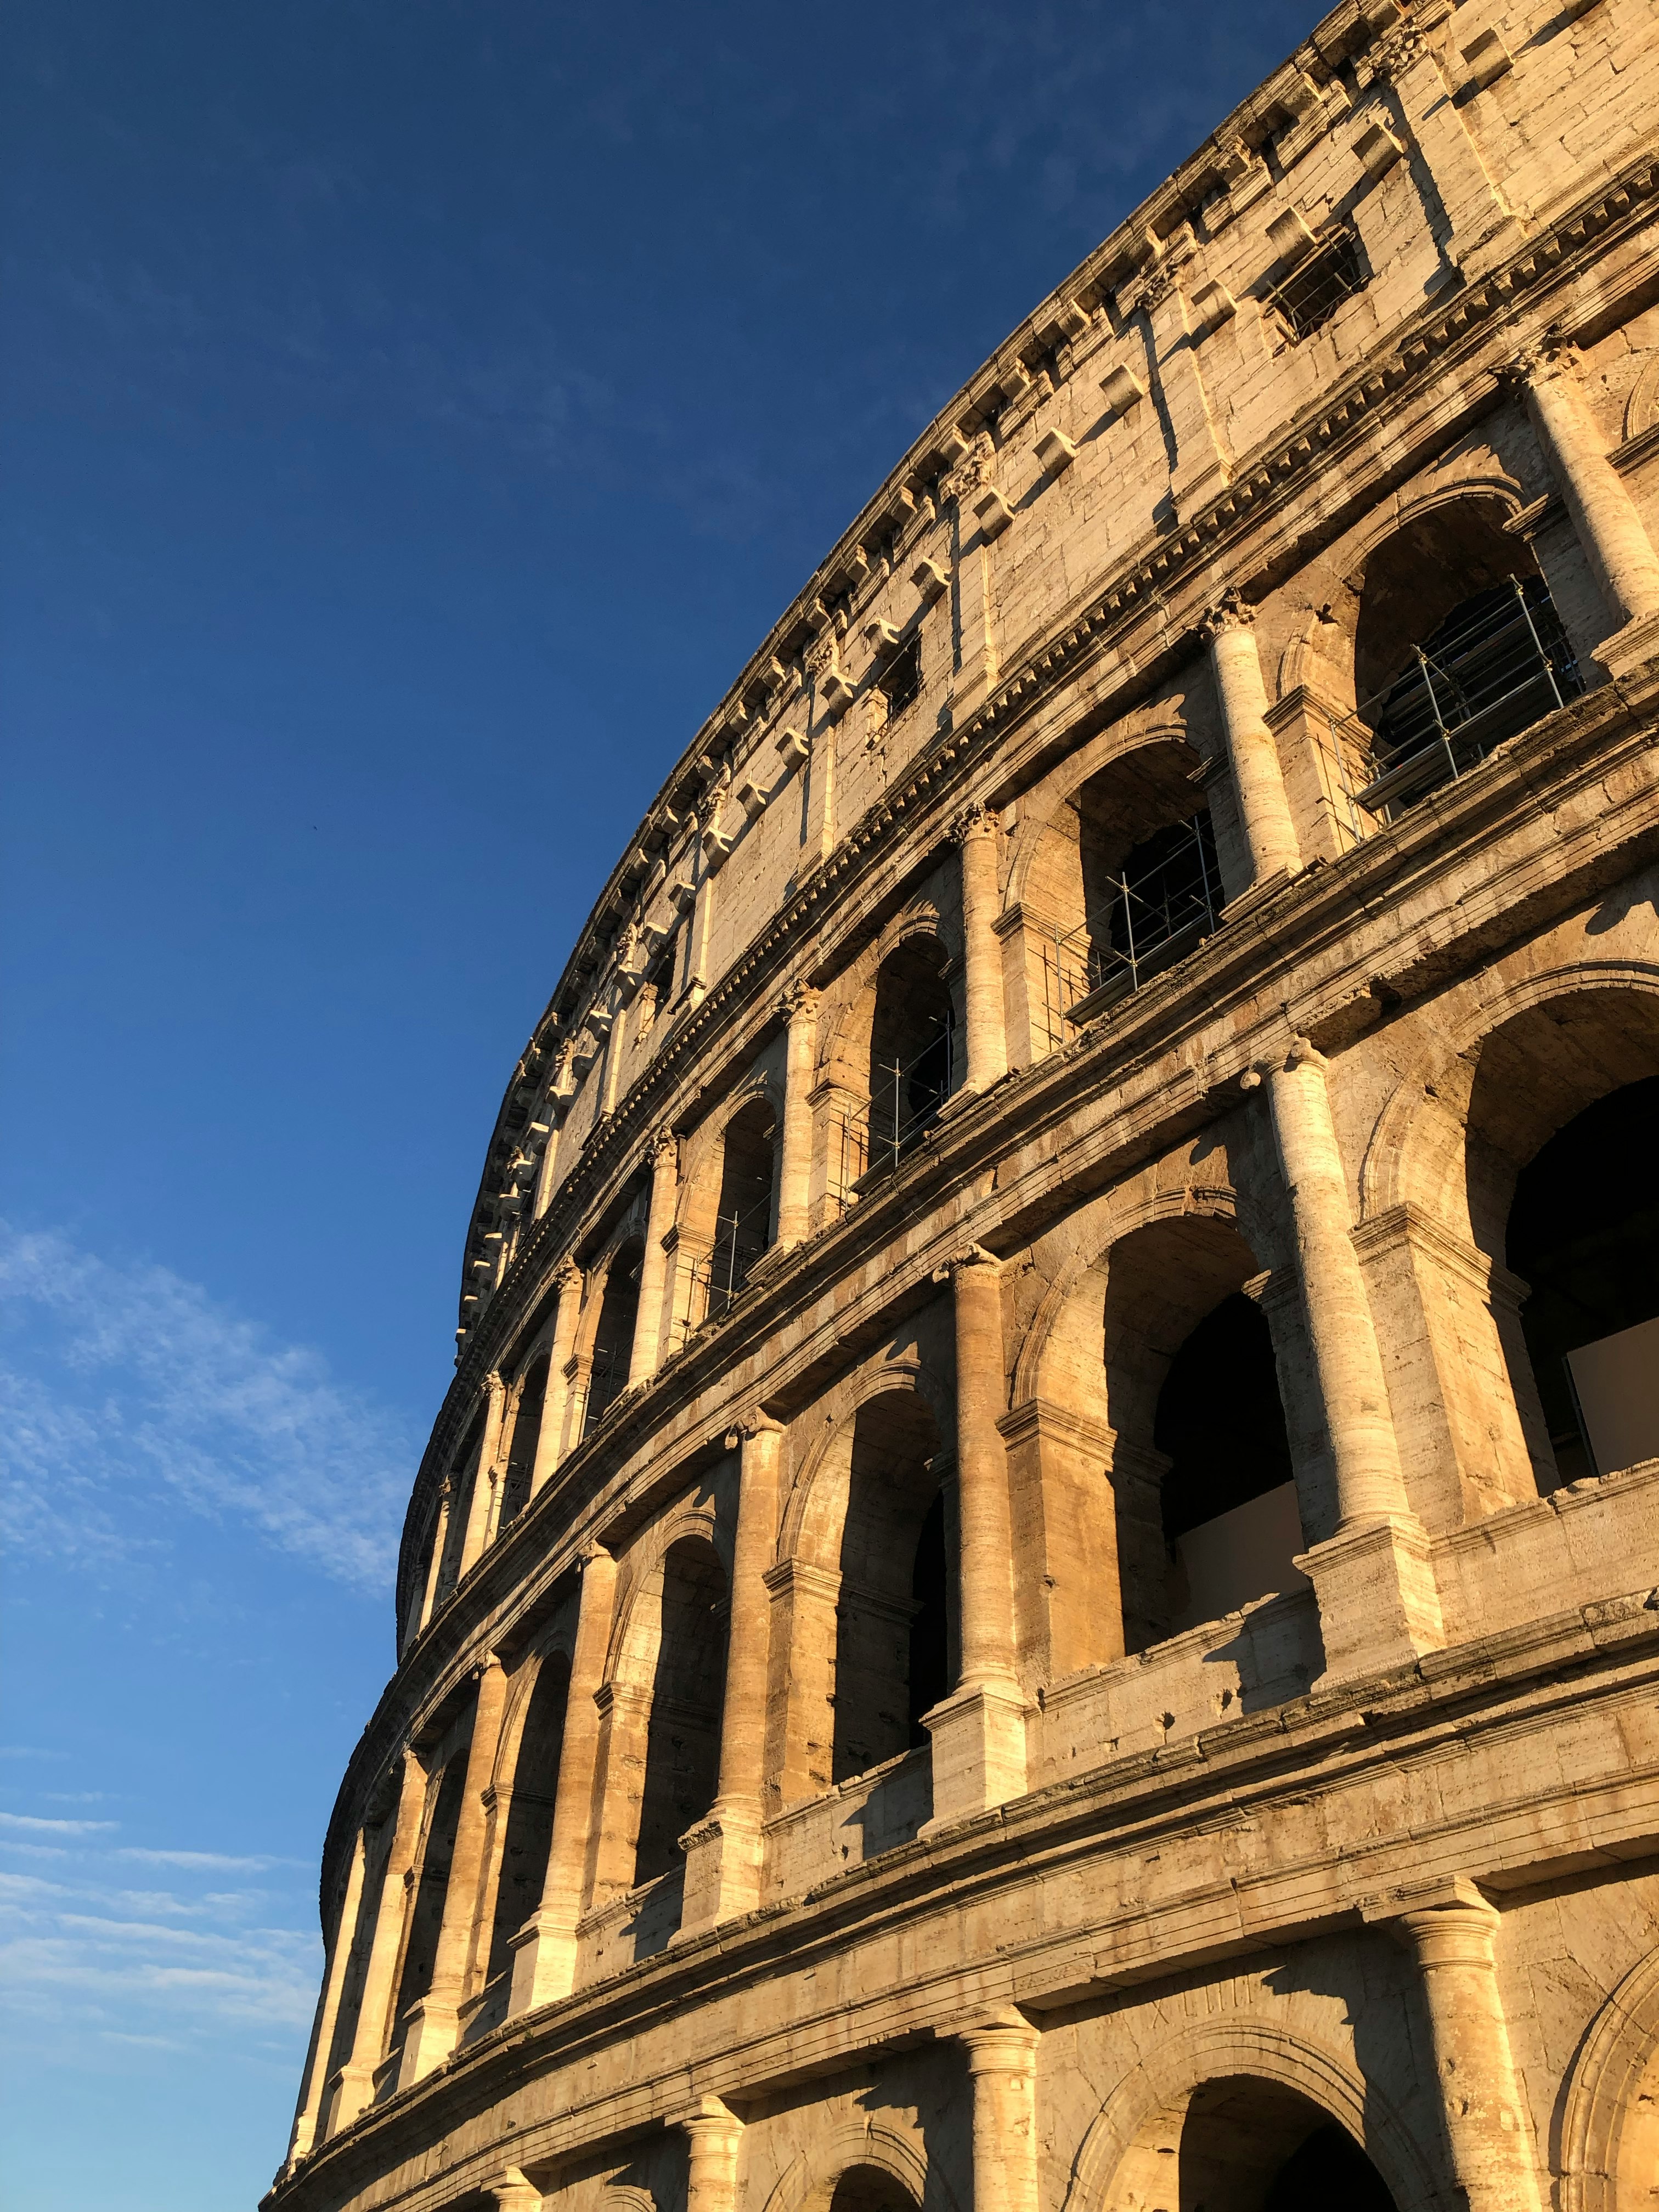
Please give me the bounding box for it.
[498,1356,549,1532]
[1155,1291,1303,1638]
[1101,1215,1305,1654]
[704,1096,777,1318]
[386,1752,469,2059]
[1445,989,1659,1491]
[633,1537,730,1888]
[435,1419,484,1598]
[832,1391,950,1784]
[828,2168,918,2212]
[864,937,956,1176]
[1505,1072,1659,1483]
[1350,499,1581,821]
[584,1239,643,1436]
[1075,748,1219,1013]
[1176,2080,1395,2212]
[484,1654,570,1985]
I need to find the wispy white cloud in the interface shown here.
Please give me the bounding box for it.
[0,1812,117,1836]
[116,1847,303,1874]
[0,1222,414,1592]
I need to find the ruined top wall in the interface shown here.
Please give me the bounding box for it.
[448,0,1654,1363]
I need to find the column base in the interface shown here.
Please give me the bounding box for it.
[506,1907,577,2018]
[394,1996,460,2091]
[1220,863,1301,926]
[675,1802,764,1937]
[1600,606,1659,686]
[918,1675,1029,1835]
[1296,1514,1444,1685]
[321,2059,376,2140]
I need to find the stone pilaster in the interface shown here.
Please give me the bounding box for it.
[774,984,820,1250]
[1246,1039,1444,1678]
[507,1545,617,2013]
[924,1246,1027,1829]
[681,1414,783,1933]
[325,1753,427,2136]
[628,1127,680,1386]
[962,2011,1042,2212]
[680,2097,744,2212]
[1508,340,1659,669]
[457,1374,507,1581]
[396,1657,510,2087]
[531,1263,583,1496]
[287,1827,368,2162]
[1374,1880,1545,2212]
[944,805,1008,1105]
[1199,591,1301,899]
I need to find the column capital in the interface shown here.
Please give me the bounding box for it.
[948,800,998,846]
[725,1410,786,1448]
[484,1369,507,1402]
[1498,330,1579,392]
[1367,19,1435,87]
[932,1242,1002,1283]
[1197,584,1256,641]
[960,2006,1041,2067]
[781,979,821,1020]
[649,1122,679,1165]
[675,2091,744,2141]
[940,432,996,507]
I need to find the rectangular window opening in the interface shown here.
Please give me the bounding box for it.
[882,633,923,723]
[1270,229,1366,342]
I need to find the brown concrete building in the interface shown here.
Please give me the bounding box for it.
[268,9,1659,2212]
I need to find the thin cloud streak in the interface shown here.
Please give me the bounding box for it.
[0,1222,415,1592]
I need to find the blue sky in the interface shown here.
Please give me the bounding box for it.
[0,4,1317,2204]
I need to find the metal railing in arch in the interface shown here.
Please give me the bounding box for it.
[827,1015,955,1206]
[1343,575,1582,823]
[1036,812,1221,1046]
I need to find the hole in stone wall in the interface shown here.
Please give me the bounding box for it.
[485,1654,570,1985]
[633,1538,729,1888]
[584,1239,644,1435]
[1506,1073,1659,1481]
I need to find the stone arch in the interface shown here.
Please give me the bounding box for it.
[605,1496,729,1684]
[1556,1939,1659,2212]
[760,2116,958,2212]
[1004,718,1196,913]
[482,1639,573,1984]
[780,1360,947,1566]
[1062,2019,1438,2212]
[1622,353,1659,443]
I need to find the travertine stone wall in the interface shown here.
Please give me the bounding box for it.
[272,9,1659,2212]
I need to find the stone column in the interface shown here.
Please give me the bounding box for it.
[1382,1882,1544,2212]
[1245,1038,1443,1677]
[507,1545,618,2013]
[1511,343,1659,653]
[327,1752,427,2134]
[1199,593,1302,895]
[774,985,820,1250]
[287,1827,368,2162]
[413,1479,453,1640]
[924,1247,1027,1829]
[531,1263,583,1496]
[628,1128,680,1386]
[948,806,1009,1102]
[962,2011,1042,2212]
[457,1374,508,1581]
[681,2097,744,2212]
[682,1415,783,1933]
[396,1658,510,2087]
[943,439,1002,718]
[1370,21,1519,278]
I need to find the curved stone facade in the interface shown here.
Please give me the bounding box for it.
[270,11,1659,2212]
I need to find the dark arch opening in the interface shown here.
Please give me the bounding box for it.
[1174,2078,1397,2212]
[708,1097,777,1315]
[828,2169,918,2212]
[436,1418,485,1598]
[1153,1291,1302,1638]
[387,1752,469,2057]
[832,1391,950,1784]
[584,1239,643,1435]
[1076,746,1218,1005]
[499,1356,549,1531]
[867,938,956,1171]
[1506,1073,1659,1483]
[634,1538,730,1888]
[485,1654,570,1984]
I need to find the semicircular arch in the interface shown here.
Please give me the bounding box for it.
[759,2115,958,2212]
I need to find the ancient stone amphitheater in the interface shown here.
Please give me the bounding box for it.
[270,9,1659,2212]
